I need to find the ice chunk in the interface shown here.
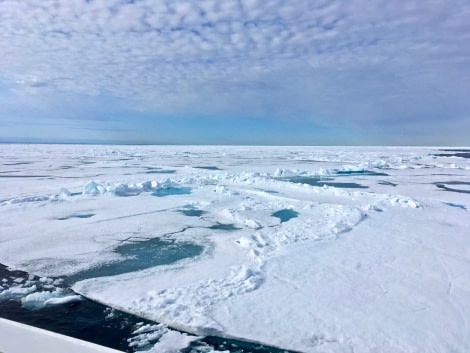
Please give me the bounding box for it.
[45,295,81,306]
[59,188,71,197]
[83,181,106,195]
[0,285,37,300]
[21,290,81,310]
[21,290,63,310]
[144,331,199,353]
[128,324,168,349]
[39,277,53,284]
[114,183,142,197]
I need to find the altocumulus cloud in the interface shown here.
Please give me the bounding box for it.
[0,0,470,144]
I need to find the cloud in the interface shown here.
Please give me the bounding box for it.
[0,0,469,143]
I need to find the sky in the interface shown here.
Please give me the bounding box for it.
[0,0,469,145]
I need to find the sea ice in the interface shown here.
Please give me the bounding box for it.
[84,181,107,195]
[1,144,469,352]
[44,295,82,306]
[0,285,37,300]
[144,330,199,353]
[20,290,81,310]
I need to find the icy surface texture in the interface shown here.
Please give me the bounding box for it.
[1,145,470,352]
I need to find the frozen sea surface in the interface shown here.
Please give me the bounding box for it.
[0,265,284,353]
[1,144,470,352]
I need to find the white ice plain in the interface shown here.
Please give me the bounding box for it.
[0,145,469,352]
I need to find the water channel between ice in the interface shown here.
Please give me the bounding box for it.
[0,232,294,353]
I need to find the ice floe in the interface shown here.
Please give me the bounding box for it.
[1,144,469,353]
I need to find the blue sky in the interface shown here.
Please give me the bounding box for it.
[1,0,469,145]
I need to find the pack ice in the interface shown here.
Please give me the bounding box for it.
[1,144,469,353]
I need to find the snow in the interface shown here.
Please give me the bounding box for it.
[1,144,470,352]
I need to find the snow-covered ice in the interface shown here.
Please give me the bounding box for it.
[1,144,469,352]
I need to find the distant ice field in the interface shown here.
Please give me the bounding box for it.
[1,145,469,352]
